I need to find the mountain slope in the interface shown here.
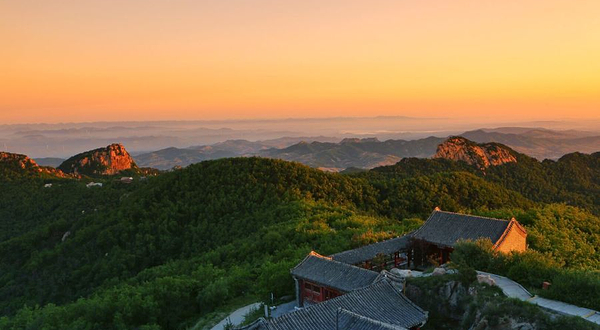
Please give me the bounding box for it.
[0,155,598,329]
[0,156,543,328]
[0,152,69,180]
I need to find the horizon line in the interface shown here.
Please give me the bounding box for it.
[3,115,597,127]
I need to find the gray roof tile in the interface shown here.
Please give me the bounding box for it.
[291,252,379,292]
[238,279,427,330]
[412,210,511,247]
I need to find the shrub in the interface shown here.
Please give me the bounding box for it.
[451,238,494,270]
[456,266,477,287]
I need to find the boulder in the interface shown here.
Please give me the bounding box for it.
[432,267,447,276]
[477,274,496,286]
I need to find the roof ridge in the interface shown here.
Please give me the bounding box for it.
[309,250,332,260]
[512,219,528,234]
[290,250,333,272]
[433,209,511,223]
[380,278,427,314]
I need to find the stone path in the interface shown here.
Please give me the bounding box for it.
[210,302,262,330]
[477,271,600,325]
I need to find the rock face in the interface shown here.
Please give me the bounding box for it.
[58,144,138,176]
[434,137,518,170]
[0,152,69,178]
[1,152,40,170]
[406,279,539,330]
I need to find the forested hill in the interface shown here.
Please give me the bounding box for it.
[367,150,600,215]
[0,156,598,329]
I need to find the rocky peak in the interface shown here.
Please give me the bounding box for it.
[0,152,39,169]
[58,143,138,176]
[434,137,518,170]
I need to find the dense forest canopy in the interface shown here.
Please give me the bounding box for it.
[0,151,598,329]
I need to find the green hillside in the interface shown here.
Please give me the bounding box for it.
[0,156,598,329]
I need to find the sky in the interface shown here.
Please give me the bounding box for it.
[1,0,600,124]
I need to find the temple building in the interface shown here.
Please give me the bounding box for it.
[290,251,380,307]
[237,209,528,330]
[240,279,428,330]
[410,209,527,267]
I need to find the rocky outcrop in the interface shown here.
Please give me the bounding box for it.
[58,144,138,176]
[0,152,70,178]
[1,152,40,170]
[405,277,554,330]
[434,137,518,170]
[468,315,536,330]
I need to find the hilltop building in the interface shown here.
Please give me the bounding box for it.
[240,279,428,330]
[237,209,527,330]
[410,208,527,266]
[291,251,380,307]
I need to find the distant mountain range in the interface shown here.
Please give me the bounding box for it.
[6,118,599,159]
[132,127,600,171]
[258,137,442,171]
[461,127,600,160]
[133,136,340,170]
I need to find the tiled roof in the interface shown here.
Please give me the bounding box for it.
[337,309,408,330]
[290,252,379,292]
[330,235,411,265]
[412,210,511,248]
[238,279,427,330]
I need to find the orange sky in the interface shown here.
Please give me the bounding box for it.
[1,0,599,124]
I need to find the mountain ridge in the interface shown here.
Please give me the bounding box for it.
[132,127,600,171]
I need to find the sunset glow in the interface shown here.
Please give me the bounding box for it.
[1,0,600,123]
